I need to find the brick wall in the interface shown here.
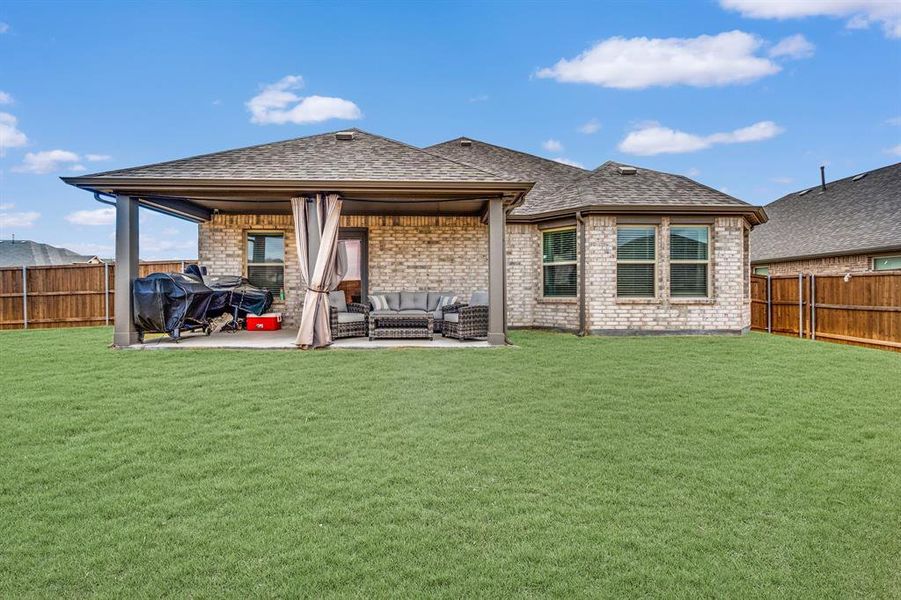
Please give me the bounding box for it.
[758,254,875,276]
[199,212,749,333]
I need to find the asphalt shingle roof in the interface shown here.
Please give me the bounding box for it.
[751,162,901,263]
[0,240,96,267]
[428,138,751,216]
[426,138,588,215]
[83,129,514,183]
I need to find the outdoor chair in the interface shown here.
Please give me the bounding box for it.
[328,291,369,339]
[441,291,489,341]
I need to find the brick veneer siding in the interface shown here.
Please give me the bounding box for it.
[756,253,885,276]
[198,213,749,333]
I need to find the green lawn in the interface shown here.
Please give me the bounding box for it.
[1,328,899,598]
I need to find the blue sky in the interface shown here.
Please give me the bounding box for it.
[1,0,899,259]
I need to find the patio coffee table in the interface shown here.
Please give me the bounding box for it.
[369,313,434,341]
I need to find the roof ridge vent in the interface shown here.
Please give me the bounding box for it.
[335,131,355,141]
[460,138,472,147]
[618,165,637,175]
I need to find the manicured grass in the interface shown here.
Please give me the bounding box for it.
[1,328,899,598]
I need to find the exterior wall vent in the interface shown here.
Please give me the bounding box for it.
[618,166,637,175]
[335,131,355,141]
[460,139,472,147]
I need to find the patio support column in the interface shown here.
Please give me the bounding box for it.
[113,194,139,347]
[487,197,506,346]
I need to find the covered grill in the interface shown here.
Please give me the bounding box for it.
[133,272,214,341]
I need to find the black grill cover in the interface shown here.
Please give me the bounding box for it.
[133,273,214,335]
[204,276,273,318]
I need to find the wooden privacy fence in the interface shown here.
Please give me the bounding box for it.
[0,260,195,330]
[750,273,901,351]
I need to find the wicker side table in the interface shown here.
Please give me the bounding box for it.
[369,313,434,340]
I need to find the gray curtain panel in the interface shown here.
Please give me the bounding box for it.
[291,193,345,348]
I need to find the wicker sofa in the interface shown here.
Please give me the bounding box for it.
[367,291,458,333]
[441,291,489,341]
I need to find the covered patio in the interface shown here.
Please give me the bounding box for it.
[63,130,533,348]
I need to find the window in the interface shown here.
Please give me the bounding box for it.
[754,266,770,276]
[873,255,901,271]
[670,226,709,297]
[246,232,284,294]
[617,226,656,297]
[542,228,577,297]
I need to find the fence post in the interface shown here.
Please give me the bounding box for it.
[180,260,185,273]
[798,272,803,338]
[766,275,772,333]
[21,265,28,329]
[104,261,110,326]
[810,274,816,340]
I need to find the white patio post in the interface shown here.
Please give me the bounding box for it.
[114,194,140,347]
[487,197,506,346]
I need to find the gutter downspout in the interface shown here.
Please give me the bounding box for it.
[576,211,587,337]
[94,191,117,206]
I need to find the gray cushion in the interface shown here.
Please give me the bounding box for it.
[328,291,347,312]
[432,308,444,320]
[384,292,400,311]
[400,291,428,311]
[399,309,428,316]
[470,291,489,306]
[368,294,389,311]
[370,309,397,316]
[443,312,459,323]
[427,292,453,311]
[336,312,365,323]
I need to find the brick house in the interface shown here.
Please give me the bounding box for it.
[63,129,766,346]
[751,162,901,276]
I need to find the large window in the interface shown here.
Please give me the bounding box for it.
[670,226,709,297]
[542,228,577,297]
[617,226,656,297]
[246,232,284,294]
[873,255,901,271]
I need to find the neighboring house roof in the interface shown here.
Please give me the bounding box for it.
[81,129,516,184]
[751,162,901,263]
[427,137,761,221]
[426,138,588,215]
[0,240,99,267]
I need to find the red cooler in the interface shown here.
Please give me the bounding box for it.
[246,312,282,331]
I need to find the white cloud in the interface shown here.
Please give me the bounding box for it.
[161,227,179,236]
[63,242,114,257]
[0,210,40,228]
[552,157,585,168]
[886,116,901,126]
[886,144,901,156]
[686,167,701,177]
[536,31,780,89]
[468,94,489,103]
[65,207,116,225]
[247,75,362,125]
[0,203,13,210]
[85,153,111,161]
[618,120,784,155]
[771,176,795,184]
[769,34,816,59]
[13,149,81,174]
[0,22,8,34]
[542,139,564,152]
[0,91,12,105]
[721,0,901,39]
[0,112,28,155]
[578,118,601,134]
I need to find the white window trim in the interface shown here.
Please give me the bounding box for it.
[669,225,710,299]
[616,224,658,298]
[542,226,578,298]
[872,254,901,271]
[245,230,286,291]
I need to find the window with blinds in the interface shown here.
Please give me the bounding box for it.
[617,226,656,297]
[670,226,709,297]
[246,232,285,294]
[542,228,577,297]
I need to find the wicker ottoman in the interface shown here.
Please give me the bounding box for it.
[369,313,433,340]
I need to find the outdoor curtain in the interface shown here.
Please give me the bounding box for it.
[291,193,346,349]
